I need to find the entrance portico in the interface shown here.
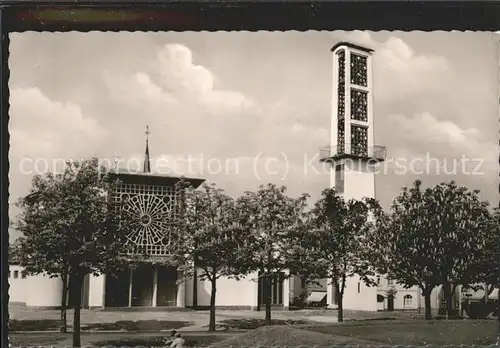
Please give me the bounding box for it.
[103,264,184,308]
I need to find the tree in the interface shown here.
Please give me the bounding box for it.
[16,158,133,347]
[296,188,378,322]
[173,182,247,331]
[368,180,490,319]
[236,184,309,325]
[8,238,23,265]
[428,182,490,319]
[477,207,500,343]
[15,172,74,333]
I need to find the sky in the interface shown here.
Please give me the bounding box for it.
[8,31,499,242]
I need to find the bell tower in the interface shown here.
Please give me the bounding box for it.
[320,42,387,311]
[320,41,386,201]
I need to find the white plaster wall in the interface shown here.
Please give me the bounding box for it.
[342,160,377,201]
[376,289,420,310]
[289,275,303,300]
[342,275,378,311]
[196,272,259,307]
[9,265,27,303]
[89,274,105,308]
[9,265,63,307]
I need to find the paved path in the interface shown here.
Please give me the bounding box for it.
[9,305,339,331]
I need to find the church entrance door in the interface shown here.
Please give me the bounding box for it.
[131,264,154,306]
[157,265,178,306]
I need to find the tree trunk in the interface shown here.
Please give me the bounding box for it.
[72,273,83,348]
[60,271,69,333]
[338,294,344,323]
[423,288,432,320]
[193,268,198,309]
[264,275,272,325]
[334,280,343,323]
[443,283,457,319]
[208,277,217,332]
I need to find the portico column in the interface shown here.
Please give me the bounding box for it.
[101,274,107,309]
[152,267,158,307]
[176,271,185,308]
[128,268,133,307]
[327,279,336,309]
[250,272,259,310]
[283,271,290,309]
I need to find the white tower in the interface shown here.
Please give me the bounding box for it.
[320,42,386,311]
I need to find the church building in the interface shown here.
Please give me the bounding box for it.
[10,41,481,314]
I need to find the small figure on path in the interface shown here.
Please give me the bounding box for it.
[170,332,186,348]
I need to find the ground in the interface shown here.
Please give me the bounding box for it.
[8,304,500,346]
[8,303,339,331]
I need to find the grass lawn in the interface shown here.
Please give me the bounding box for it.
[93,335,226,347]
[305,319,499,345]
[212,326,376,347]
[214,318,310,331]
[9,319,61,331]
[9,333,68,346]
[9,319,192,332]
[83,320,191,331]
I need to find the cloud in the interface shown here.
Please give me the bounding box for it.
[9,87,107,161]
[345,31,450,102]
[9,88,107,199]
[147,43,254,112]
[387,112,496,161]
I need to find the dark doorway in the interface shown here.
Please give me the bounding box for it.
[257,272,284,310]
[387,295,395,311]
[68,274,90,309]
[105,268,130,307]
[131,264,154,306]
[157,266,178,306]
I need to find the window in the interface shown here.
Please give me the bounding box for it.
[404,295,413,307]
[357,282,361,293]
[350,53,368,87]
[376,277,380,285]
[13,270,19,279]
[335,164,344,194]
[387,278,394,286]
[21,271,27,279]
[350,125,368,157]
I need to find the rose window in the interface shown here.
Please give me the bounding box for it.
[121,193,172,246]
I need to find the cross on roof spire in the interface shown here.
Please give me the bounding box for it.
[143,125,151,173]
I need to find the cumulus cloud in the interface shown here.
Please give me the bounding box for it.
[147,43,254,112]
[345,31,450,102]
[9,87,107,161]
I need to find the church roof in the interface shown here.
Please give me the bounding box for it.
[330,41,374,53]
[109,168,205,188]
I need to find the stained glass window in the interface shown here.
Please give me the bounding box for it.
[337,50,345,120]
[350,53,368,87]
[351,125,368,157]
[351,89,368,122]
[337,120,345,154]
[337,50,346,154]
[112,183,179,256]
